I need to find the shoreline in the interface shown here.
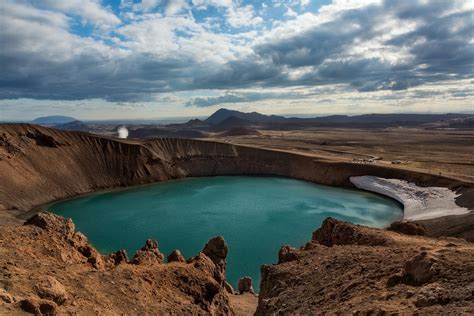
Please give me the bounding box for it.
[22,174,405,226]
[350,176,471,221]
[1,124,473,241]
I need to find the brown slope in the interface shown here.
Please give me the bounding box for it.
[256,218,474,314]
[0,212,233,315]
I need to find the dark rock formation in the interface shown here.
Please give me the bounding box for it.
[24,212,75,240]
[312,217,390,246]
[131,239,164,265]
[18,298,58,315]
[388,221,427,236]
[202,236,228,283]
[238,277,255,294]
[402,252,438,285]
[278,245,298,263]
[167,250,186,263]
[77,245,104,270]
[106,249,129,265]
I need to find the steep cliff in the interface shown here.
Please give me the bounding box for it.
[1,124,469,219]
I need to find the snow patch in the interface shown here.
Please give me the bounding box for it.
[350,176,470,221]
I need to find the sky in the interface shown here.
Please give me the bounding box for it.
[0,0,473,120]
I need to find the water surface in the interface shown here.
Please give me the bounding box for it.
[48,176,403,288]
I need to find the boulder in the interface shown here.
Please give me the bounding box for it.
[0,288,14,304]
[238,277,255,294]
[388,221,427,236]
[18,298,58,315]
[202,236,228,283]
[402,252,438,285]
[36,276,68,305]
[312,217,389,247]
[107,249,129,265]
[278,245,298,264]
[202,236,228,263]
[77,245,104,270]
[24,212,75,240]
[168,250,186,263]
[131,239,164,265]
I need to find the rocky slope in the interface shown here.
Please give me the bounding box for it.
[257,218,474,314]
[0,212,234,315]
[1,124,474,314]
[1,213,473,314]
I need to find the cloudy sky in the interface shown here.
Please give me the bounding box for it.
[1,0,473,120]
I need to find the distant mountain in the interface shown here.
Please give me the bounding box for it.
[204,108,473,128]
[205,108,286,125]
[32,116,77,125]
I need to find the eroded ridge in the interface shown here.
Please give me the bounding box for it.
[257,218,474,314]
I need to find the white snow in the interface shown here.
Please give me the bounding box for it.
[350,176,470,221]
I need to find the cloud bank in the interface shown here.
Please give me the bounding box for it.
[0,0,472,118]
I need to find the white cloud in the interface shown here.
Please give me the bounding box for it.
[133,0,162,12]
[285,8,298,17]
[36,0,121,30]
[165,0,189,15]
[191,0,233,9]
[300,0,310,7]
[226,4,263,28]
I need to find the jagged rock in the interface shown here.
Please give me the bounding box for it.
[202,236,228,263]
[131,239,164,265]
[189,252,217,275]
[312,217,389,247]
[26,131,62,148]
[386,274,403,287]
[238,277,255,294]
[202,236,228,283]
[388,221,427,236]
[107,249,129,265]
[224,281,235,295]
[414,283,451,307]
[24,212,75,240]
[36,276,68,305]
[77,245,104,270]
[0,288,14,303]
[18,298,58,315]
[168,250,186,263]
[278,245,298,264]
[402,252,438,285]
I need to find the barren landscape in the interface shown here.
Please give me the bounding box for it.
[2,0,474,314]
[1,120,473,314]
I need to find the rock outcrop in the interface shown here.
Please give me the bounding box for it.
[312,217,391,246]
[202,236,228,284]
[36,276,68,305]
[388,221,427,236]
[167,250,186,263]
[237,277,255,294]
[131,239,165,265]
[402,252,438,285]
[25,212,75,240]
[256,218,474,315]
[0,212,233,315]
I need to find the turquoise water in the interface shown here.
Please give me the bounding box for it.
[48,176,402,289]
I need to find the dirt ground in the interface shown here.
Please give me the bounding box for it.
[209,128,474,183]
